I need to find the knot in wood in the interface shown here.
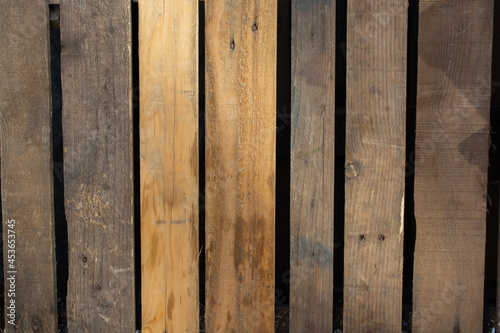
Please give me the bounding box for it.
[345,163,360,179]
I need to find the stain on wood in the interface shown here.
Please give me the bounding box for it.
[289,0,335,331]
[343,0,407,331]
[412,1,493,331]
[0,1,57,331]
[205,0,277,331]
[60,0,135,331]
[139,0,200,331]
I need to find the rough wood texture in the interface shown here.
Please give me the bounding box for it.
[289,0,335,331]
[0,1,57,331]
[344,1,407,331]
[139,0,199,332]
[205,0,277,331]
[60,1,135,331]
[413,1,493,331]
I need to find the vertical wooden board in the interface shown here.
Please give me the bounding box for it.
[0,1,58,331]
[289,0,335,331]
[413,1,493,331]
[60,1,135,331]
[139,0,199,332]
[344,1,407,331]
[205,0,277,331]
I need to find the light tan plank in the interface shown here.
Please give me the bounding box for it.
[139,0,199,332]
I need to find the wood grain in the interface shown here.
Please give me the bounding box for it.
[0,1,57,331]
[412,1,493,331]
[205,0,277,331]
[289,0,335,331]
[60,1,135,331]
[344,1,407,331]
[139,0,199,332]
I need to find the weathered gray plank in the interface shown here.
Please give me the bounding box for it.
[344,0,407,331]
[60,0,135,331]
[413,1,494,331]
[289,0,335,331]
[0,1,58,331]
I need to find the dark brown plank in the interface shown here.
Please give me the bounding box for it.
[413,1,493,331]
[344,0,408,331]
[60,0,135,331]
[289,0,335,331]
[0,1,57,331]
[205,0,277,331]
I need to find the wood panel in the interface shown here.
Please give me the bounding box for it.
[139,0,199,332]
[0,1,57,331]
[344,1,407,331]
[205,0,277,331]
[60,1,135,331]
[413,1,493,331]
[289,0,335,331]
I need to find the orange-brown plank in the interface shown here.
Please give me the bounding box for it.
[412,1,493,331]
[139,0,199,332]
[0,1,57,331]
[205,0,277,331]
[289,0,335,331]
[60,0,135,331]
[344,1,407,331]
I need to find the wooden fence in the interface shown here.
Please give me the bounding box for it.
[0,0,496,332]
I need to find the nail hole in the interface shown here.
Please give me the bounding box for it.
[230,40,235,50]
[378,235,385,241]
[252,23,258,31]
[359,234,365,241]
[82,256,88,263]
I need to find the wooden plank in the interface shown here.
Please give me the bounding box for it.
[0,1,57,331]
[289,0,335,331]
[60,1,135,331]
[205,0,277,331]
[344,1,407,331]
[139,0,199,332]
[412,1,493,331]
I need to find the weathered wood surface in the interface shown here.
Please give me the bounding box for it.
[60,0,135,331]
[205,0,277,331]
[289,0,335,331]
[412,1,493,332]
[344,1,407,331]
[0,1,57,331]
[139,0,199,332]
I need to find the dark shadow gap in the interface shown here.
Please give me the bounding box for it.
[49,4,69,332]
[402,1,419,331]
[131,2,141,330]
[485,1,500,331]
[199,1,206,331]
[275,0,291,327]
[334,0,347,329]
